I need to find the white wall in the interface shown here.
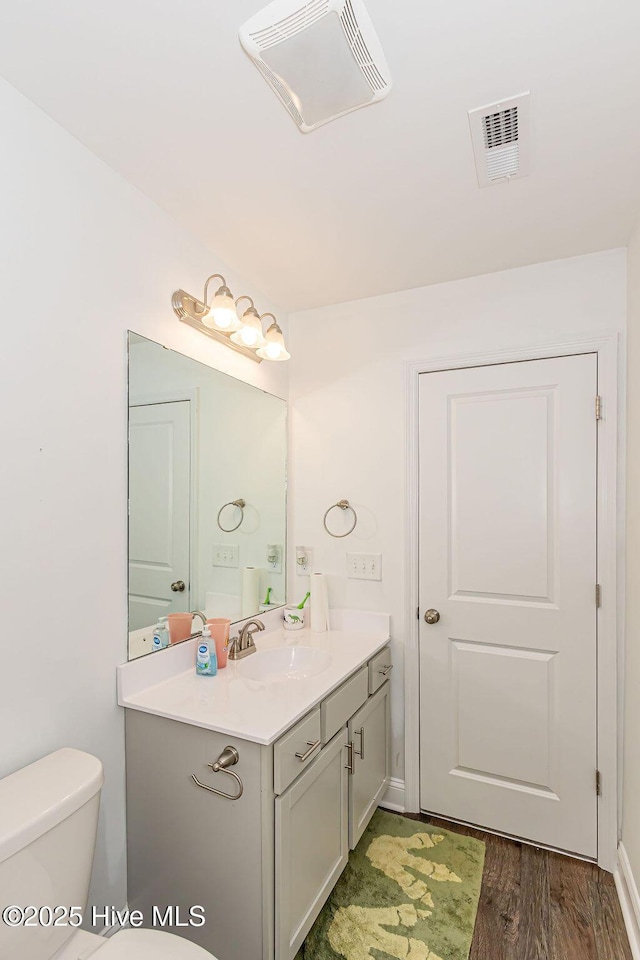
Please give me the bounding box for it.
[0,76,288,915]
[288,249,626,784]
[622,217,640,878]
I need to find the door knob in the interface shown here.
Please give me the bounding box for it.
[424,608,440,624]
[171,580,186,593]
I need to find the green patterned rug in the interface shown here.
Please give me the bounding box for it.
[296,809,485,960]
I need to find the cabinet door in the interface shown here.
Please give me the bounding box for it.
[275,728,349,960]
[348,680,391,849]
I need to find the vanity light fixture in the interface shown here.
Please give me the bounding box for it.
[201,275,241,331]
[231,297,266,349]
[171,273,290,363]
[256,316,291,362]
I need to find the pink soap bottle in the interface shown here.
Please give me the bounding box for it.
[206,618,231,668]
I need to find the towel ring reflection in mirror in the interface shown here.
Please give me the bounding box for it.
[323,499,358,538]
[217,499,246,533]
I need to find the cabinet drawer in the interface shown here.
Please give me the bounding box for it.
[321,666,369,744]
[274,708,321,795]
[368,646,393,694]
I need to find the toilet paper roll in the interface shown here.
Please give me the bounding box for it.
[310,572,329,633]
[241,566,261,617]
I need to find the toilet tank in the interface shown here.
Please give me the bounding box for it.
[0,748,104,960]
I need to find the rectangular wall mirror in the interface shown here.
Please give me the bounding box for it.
[127,332,287,659]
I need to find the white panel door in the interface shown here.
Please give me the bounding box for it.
[128,401,191,630]
[419,354,598,858]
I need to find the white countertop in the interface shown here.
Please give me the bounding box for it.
[117,610,390,745]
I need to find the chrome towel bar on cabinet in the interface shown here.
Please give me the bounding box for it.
[191,746,243,800]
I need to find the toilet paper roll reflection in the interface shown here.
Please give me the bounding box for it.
[241,566,261,618]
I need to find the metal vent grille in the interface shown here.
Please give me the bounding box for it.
[485,143,520,180]
[248,0,329,50]
[482,107,519,150]
[468,93,531,187]
[254,60,304,126]
[340,0,386,92]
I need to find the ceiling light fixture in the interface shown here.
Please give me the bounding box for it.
[171,275,290,363]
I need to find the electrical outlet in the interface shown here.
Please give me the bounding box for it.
[212,544,239,568]
[346,553,382,581]
[266,544,283,574]
[296,546,313,575]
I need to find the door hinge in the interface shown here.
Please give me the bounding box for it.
[595,395,602,420]
[596,770,602,796]
[595,584,601,607]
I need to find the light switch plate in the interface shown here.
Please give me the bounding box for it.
[347,553,382,581]
[213,544,239,568]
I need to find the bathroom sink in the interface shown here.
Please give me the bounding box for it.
[238,646,331,682]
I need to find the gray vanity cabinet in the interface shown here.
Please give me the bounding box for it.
[348,681,391,848]
[125,643,391,960]
[275,728,349,960]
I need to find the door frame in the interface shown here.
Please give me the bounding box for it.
[403,332,620,871]
[129,389,199,616]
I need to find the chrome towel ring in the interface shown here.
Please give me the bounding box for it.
[191,746,243,800]
[217,498,246,533]
[323,499,358,538]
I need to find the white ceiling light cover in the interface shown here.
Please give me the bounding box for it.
[239,0,392,132]
[468,93,532,187]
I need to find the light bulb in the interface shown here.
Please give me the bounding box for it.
[202,283,240,331]
[230,306,265,349]
[209,295,237,329]
[256,319,290,361]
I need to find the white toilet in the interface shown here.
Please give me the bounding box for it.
[0,748,217,960]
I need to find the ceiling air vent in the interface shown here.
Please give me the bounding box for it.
[468,93,531,187]
[239,0,392,133]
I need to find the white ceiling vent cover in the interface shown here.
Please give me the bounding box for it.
[468,93,531,187]
[239,0,392,133]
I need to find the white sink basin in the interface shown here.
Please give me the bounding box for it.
[238,646,331,682]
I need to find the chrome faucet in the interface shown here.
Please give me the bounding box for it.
[228,619,265,660]
[188,610,206,640]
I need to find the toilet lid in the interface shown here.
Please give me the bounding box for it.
[94,928,217,959]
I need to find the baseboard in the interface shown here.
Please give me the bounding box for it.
[614,844,640,960]
[379,777,405,813]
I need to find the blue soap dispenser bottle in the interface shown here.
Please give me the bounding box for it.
[196,626,217,676]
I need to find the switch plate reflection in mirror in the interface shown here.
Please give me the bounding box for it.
[213,545,239,568]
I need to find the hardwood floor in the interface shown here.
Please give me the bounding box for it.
[408,813,633,960]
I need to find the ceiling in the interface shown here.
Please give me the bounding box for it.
[1,0,639,311]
